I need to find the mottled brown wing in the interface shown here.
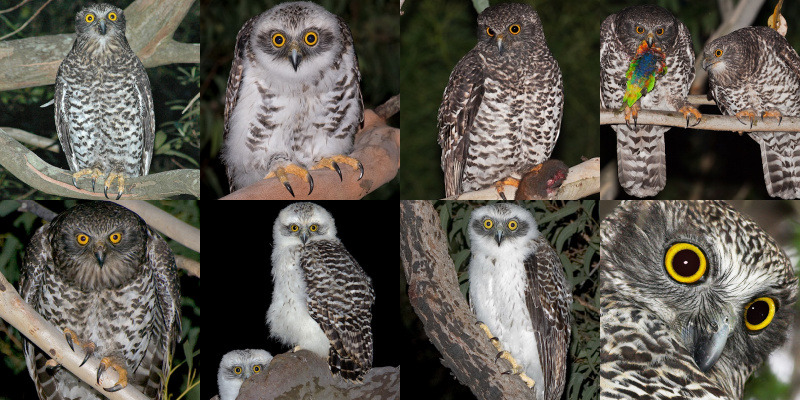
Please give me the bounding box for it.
[300,240,374,381]
[774,31,800,78]
[54,60,77,173]
[133,57,156,176]
[337,15,364,127]
[523,236,571,400]
[223,15,258,141]
[438,49,484,197]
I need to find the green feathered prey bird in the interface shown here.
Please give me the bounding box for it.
[621,40,667,124]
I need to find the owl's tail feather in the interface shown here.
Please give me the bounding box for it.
[615,125,667,197]
[329,346,366,381]
[752,132,800,199]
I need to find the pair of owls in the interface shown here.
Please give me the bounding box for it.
[602,5,800,198]
[460,201,795,400]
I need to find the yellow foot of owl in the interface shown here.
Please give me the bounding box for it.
[97,356,129,392]
[735,109,758,130]
[477,322,535,389]
[493,177,520,201]
[71,168,104,192]
[265,164,313,197]
[311,155,364,181]
[762,109,783,125]
[103,172,126,200]
[64,327,96,367]
[679,104,702,127]
[623,103,641,128]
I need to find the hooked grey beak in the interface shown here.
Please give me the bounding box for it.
[691,314,731,372]
[290,46,302,71]
[94,245,106,267]
[300,231,309,244]
[702,57,711,71]
[494,230,504,245]
[495,34,505,53]
[645,33,654,48]
[99,19,107,35]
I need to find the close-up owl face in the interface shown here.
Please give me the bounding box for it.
[50,202,148,291]
[75,3,126,38]
[468,203,538,251]
[217,349,273,400]
[251,2,343,81]
[476,3,544,56]
[702,33,754,85]
[602,201,798,392]
[614,5,679,54]
[274,202,337,246]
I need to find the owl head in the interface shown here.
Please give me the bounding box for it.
[75,3,126,39]
[702,27,764,85]
[468,203,540,255]
[49,202,148,291]
[251,2,346,80]
[217,349,272,400]
[613,5,680,54]
[476,3,546,55]
[602,201,798,394]
[273,202,337,247]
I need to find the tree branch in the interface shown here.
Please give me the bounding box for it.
[399,201,536,399]
[443,157,600,200]
[0,127,60,152]
[221,109,399,200]
[0,0,199,91]
[600,109,800,132]
[0,272,149,400]
[0,127,199,199]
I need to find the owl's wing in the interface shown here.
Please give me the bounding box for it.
[136,227,181,399]
[134,58,156,176]
[223,15,257,142]
[523,236,571,400]
[438,49,485,197]
[54,62,78,173]
[337,15,364,127]
[300,240,374,380]
[775,34,800,78]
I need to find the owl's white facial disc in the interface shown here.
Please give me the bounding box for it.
[468,203,540,256]
[273,202,337,248]
[217,349,273,400]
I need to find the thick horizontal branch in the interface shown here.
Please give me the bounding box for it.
[221,109,399,200]
[0,272,149,400]
[600,109,800,132]
[0,127,199,199]
[0,0,199,91]
[0,127,59,152]
[444,157,600,200]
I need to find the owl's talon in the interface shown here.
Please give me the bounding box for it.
[311,155,363,182]
[331,161,343,181]
[265,165,313,196]
[679,104,702,128]
[356,161,364,180]
[735,109,757,128]
[103,172,125,200]
[97,357,128,392]
[762,110,783,126]
[283,181,295,197]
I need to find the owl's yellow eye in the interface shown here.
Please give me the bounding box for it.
[656,28,664,35]
[233,366,242,375]
[290,224,299,232]
[76,234,90,246]
[108,12,117,21]
[272,33,286,48]
[253,365,261,373]
[744,297,775,331]
[509,24,521,35]
[85,14,95,23]
[309,224,318,232]
[483,219,493,229]
[508,220,518,230]
[664,243,706,284]
[635,26,644,34]
[715,49,723,57]
[109,232,122,244]
[304,31,318,46]
[486,27,495,37]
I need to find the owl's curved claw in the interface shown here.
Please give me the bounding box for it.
[63,328,95,367]
[103,172,125,200]
[331,161,343,181]
[311,155,363,182]
[735,109,757,129]
[762,110,783,126]
[679,104,702,128]
[307,174,314,195]
[97,357,128,392]
[356,160,364,180]
[265,165,313,197]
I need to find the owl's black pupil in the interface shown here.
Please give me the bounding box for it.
[511,26,519,33]
[747,301,769,325]
[673,249,700,277]
[276,36,283,44]
[308,34,315,42]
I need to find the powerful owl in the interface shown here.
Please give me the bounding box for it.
[266,202,374,380]
[55,3,155,200]
[217,349,273,400]
[600,201,797,399]
[467,203,571,399]
[438,3,563,197]
[600,5,700,198]
[703,27,800,199]
[19,201,181,400]
[221,2,364,195]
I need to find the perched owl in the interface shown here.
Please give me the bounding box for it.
[55,3,155,200]
[19,202,181,400]
[600,201,797,399]
[217,349,273,400]
[438,3,563,197]
[221,2,364,195]
[600,5,700,198]
[467,203,571,399]
[266,202,374,380]
[703,27,800,199]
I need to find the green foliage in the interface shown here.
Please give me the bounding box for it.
[435,200,600,400]
[199,0,399,198]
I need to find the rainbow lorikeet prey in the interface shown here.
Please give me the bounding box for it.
[621,40,667,126]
